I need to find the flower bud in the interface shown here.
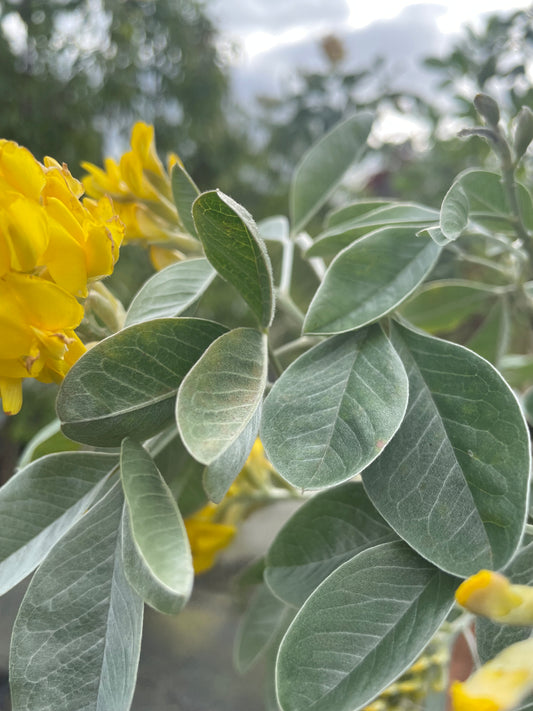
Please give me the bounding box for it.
[455,570,533,625]
[514,106,533,161]
[474,93,500,127]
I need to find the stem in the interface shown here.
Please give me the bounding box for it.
[274,335,321,358]
[461,624,481,670]
[294,233,326,280]
[445,244,518,279]
[492,127,533,265]
[86,281,126,332]
[501,167,531,244]
[268,342,284,378]
[276,291,305,328]
[145,425,178,457]
[280,238,295,294]
[212,487,303,523]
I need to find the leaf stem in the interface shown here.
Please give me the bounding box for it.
[492,127,533,267]
[445,244,518,279]
[268,342,284,378]
[274,335,321,358]
[279,238,295,294]
[276,291,306,327]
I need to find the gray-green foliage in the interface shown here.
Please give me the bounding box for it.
[4,101,533,711]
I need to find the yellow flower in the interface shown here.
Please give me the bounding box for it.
[82,122,200,254]
[455,570,533,625]
[0,273,85,414]
[184,439,283,574]
[0,139,124,414]
[451,638,533,711]
[149,245,184,271]
[0,141,123,297]
[184,504,236,575]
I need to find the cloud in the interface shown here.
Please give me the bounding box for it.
[209,0,349,34]
[227,3,449,103]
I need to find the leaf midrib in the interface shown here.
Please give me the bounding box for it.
[304,564,450,711]
[64,390,176,426]
[308,231,439,333]
[396,330,493,567]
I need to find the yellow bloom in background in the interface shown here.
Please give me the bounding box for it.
[362,633,449,711]
[0,138,124,414]
[451,638,533,711]
[184,505,237,575]
[456,570,533,625]
[82,122,199,260]
[184,439,292,574]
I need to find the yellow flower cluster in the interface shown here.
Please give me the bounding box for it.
[0,140,124,415]
[185,440,281,574]
[452,570,533,711]
[184,506,237,575]
[82,122,199,264]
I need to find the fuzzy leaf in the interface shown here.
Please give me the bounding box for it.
[10,483,143,711]
[362,323,531,578]
[303,227,441,334]
[262,326,408,488]
[177,328,267,464]
[193,190,275,327]
[57,318,227,447]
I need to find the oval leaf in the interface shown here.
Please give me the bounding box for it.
[362,323,531,578]
[234,583,292,674]
[466,296,510,364]
[120,438,193,614]
[177,328,268,464]
[303,227,441,334]
[125,258,215,326]
[57,317,227,447]
[400,280,499,334]
[290,113,372,234]
[258,215,290,243]
[265,481,397,607]
[440,169,533,242]
[276,540,457,711]
[193,190,275,327]
[0,451,116,595]
[440,180,469,240]
[17,418,80,467]
[326,200,396,228]
[171,161,200,237]
[203,405,261,504]
[308,202,439,258]
[261,326,408,489]
[10,482,143,711]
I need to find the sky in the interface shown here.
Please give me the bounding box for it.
[206,0,528,102]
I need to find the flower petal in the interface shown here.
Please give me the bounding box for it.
[456,570,533,625]
[451,638,533,711]
[0,140,45,200]
[0,377,23,415]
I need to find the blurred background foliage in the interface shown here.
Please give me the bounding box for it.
[0,0,532,475]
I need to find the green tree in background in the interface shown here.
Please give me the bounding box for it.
[1,3,532,469]
[387,7,533,204]
[252,8,533,209]
[0,0,251,471]
[0,0,246,192]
